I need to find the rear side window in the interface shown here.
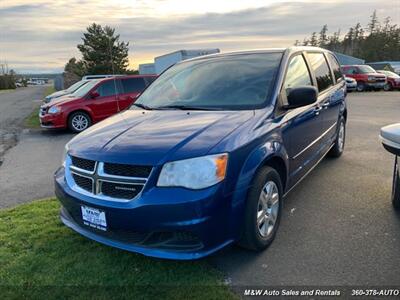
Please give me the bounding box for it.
[327,53,343,83]
[307,52,334,92]
[283,55,312,92]
[98,80,119,97]
[121,78,146,93]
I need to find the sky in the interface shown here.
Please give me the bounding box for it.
[0,0,399,73]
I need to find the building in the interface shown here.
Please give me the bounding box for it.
[334,52,365,65]
[367,61,400,74]
[139,63,156,75]
[139,49,220,75]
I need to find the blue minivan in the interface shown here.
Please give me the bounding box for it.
[55,47,347,260]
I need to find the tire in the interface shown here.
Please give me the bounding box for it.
[328,117,346,158]
[238,166,283,251]
[356,82,366,92]
[392,156,400,210]
[384,83,392,91]
[68,111,91,133]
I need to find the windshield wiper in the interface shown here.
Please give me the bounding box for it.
[154,105,223,111]
[132,103,153,110]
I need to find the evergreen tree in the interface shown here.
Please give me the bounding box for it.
[77,23,130,75]
[309,32,318,46]
[319,25,328,47]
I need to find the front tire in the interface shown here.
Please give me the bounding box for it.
[238,166,283,251]
[384,83,392,91]
[68,111,91,133]
[356,81,366,92]
[328,117,346,158]
[392,156,400,210]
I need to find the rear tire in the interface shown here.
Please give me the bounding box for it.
[68,111,91,133]
[328,117,346,158]
[238,166,283,251]
[392,156,400,210]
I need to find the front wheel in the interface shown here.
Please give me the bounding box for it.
[384,83,392,91]
[356,82,366,92]
[328,117,346,158]
[68,111,92,133]
[392,156,400,210]
[238,166,283,251]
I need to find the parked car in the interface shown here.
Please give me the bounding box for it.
[44,80,90,103]
[341,65,386,92]
[39,75,157,132]
[380,123,400,210]
[344,76,357,92]
[55,47,347,260]
[377,70,400,91]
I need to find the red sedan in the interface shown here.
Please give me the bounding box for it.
[40,75,157,132]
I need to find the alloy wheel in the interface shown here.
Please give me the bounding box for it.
[257,181,279,238]
[71,114,89,131]
[338,121,345,152]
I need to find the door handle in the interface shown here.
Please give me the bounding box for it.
[322,102,330,108]
[314,106,322,115]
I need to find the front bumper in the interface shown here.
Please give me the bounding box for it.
[55,167,238,260]
[366,81,386,89]
[39,112,66,129]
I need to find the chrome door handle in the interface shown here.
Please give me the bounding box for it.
[322,102,330,108]
[314,106,322,115]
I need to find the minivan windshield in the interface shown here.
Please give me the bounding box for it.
[133,53,283,110]
[66,80,89,93]
[72,80,100,97]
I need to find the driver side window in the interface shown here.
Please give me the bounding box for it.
[284,55,312,94]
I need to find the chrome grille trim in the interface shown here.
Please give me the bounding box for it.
[65,155,151,202]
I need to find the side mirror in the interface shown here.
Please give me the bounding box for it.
[90,91,100,99]
[286,86,318,109]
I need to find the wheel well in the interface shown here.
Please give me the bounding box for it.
[67,110,92,124]
[263,156,287,192]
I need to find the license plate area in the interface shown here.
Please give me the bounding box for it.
[81,205,107,231]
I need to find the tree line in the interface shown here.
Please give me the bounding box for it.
[295,10,400,62]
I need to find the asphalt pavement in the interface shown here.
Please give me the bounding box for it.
[0,88,399,287]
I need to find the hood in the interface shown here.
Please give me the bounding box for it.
[46,90,68,100]
[366,72,386,78]
[68,109,254,166]
[43,94,78,107]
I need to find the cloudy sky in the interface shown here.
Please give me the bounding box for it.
[0,0,399,73]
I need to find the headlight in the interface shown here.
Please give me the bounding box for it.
[157,153,228,189]
[368,76,375,81]
[62,144,69,167]
[48,106,60,114]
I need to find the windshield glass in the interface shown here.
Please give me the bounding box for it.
[66,80,88,93]
[379,70,400,78]
[133,53,283,110]
[72,80,99,97]
[358,65,376,74]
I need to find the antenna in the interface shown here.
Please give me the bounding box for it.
[108,34,120,113]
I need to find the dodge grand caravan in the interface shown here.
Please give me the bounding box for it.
[55,47,347,259]
[40,75,157,132]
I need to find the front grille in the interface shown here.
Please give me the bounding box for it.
[72,173,93,192]
[40,107,47,116]
[67,157,151,201]
[71,156,96,172]
[103,162,152,178]
[101,181,143,199]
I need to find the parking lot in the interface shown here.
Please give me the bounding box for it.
[0,88,399,287]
